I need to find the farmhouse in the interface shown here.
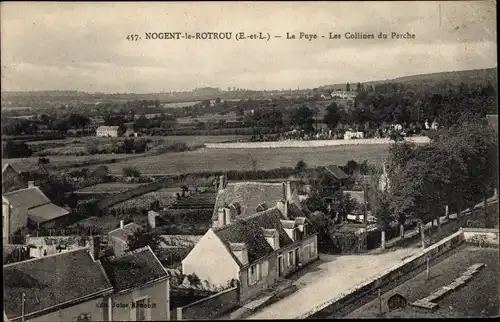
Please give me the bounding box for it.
[2,182,70,243]
[3,242,170,322]
[96,125,123,137]
[182,206,318,303]
[211,175,304,228]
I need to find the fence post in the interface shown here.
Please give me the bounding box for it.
[176,307,182,321]
[378,288,382,315]
[426,257,430,280]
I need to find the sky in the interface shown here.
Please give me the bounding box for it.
[1,1,497,93]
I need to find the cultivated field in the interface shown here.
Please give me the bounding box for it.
[110,187,179,211]
[95,144,393,175]
[26,135,250,147]
[2,154,136,172]
[74,183,145,194]
[176,112,240,124]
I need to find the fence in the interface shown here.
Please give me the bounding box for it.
[302,230,465,319]
[170,286,239,320]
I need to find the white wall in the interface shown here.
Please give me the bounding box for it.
[182,229,240,287]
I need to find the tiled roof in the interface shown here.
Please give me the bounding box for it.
[213,208,294,266]
[108,223,142,242]
[3,249,113,321]
[212,182,286,221]
[2,187,50,209]
[27,203,70,224]
[324,165,349,180]
[100,246,168,292]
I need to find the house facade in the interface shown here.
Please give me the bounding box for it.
[107,221,142,256]
[3,240,170,322]
[2,184,70,244]
[182,206,318,304]
[96,125,122,137]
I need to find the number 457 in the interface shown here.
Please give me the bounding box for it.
[126,34,139,41]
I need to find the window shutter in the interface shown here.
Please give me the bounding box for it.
[146,296,152,320]
[130,301,136,321]
[262,260,269,277]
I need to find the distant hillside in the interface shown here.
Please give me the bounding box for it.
[321,68,497,90]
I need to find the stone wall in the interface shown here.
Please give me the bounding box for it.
[171,286,239,320]
[462,228,499,247]
[205,137,430,149]
[301,230,465,319]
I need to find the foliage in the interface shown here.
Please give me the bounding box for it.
[127,226,166,253]
[323,102,341,130]
[3,140,32,158]
[295,160,307,172]
[291,105,315,132]
[122,166,141,177]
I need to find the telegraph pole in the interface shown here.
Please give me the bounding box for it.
[364,179,368,251]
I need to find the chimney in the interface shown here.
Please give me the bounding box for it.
[28,181,36,188]
[229,243,248,265]
[218,208,226,226]
[224,208,231,225]
[218,175,227,191]
[276,200,289,219]
[148,211,157,229]
[88,236,101,261]
[120,220,124,229]
[283,181,292,201]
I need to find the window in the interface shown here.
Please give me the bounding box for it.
[262,260,269,277]
[304,245,311,259]
[288,251,294,266]
[248,264,258,285]
[132,297,151,321]
[309,241,316,258]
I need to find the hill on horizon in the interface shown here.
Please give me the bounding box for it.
[2,67,497,97]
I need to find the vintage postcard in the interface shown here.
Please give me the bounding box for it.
[1,1,498,321]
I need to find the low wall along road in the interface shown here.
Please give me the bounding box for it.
[205,137,430,149]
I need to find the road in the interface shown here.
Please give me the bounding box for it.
[245,196,497,320]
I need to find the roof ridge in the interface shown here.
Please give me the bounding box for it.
[213,206,281,233]
[2,186,40,196]
[228,181,284,187]
[105,246,150,261]
[3,247,88,267]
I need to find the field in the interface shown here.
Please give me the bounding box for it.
[176,112,240,124]
[26,134,250,148]
[74,183,145,194]
[92,144,392,175]
[110,187,179,211]
[2,154,137,172]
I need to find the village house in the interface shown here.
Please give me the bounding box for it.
[182,205,318,304]
[107,220,142,256]
[96,125,123,137]
[321,165,350,194]
[3,240,170,322]
[211,175,304,228]
[2,183,70,244]
[2,163,26,194]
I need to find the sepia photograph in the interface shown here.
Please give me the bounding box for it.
[1,1,498,320]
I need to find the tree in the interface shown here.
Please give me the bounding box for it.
[4,140,32,158]
[324,102,340,130]
[122,166,141,178]
[346,82,351,92]
[372,191,393,249]
[291,105,315,131]
[302,191,328,213]
[295,160,307,172]
[127,226,166,254]
[91,165,110,181]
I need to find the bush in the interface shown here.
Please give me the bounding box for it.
[122,166,141,177]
